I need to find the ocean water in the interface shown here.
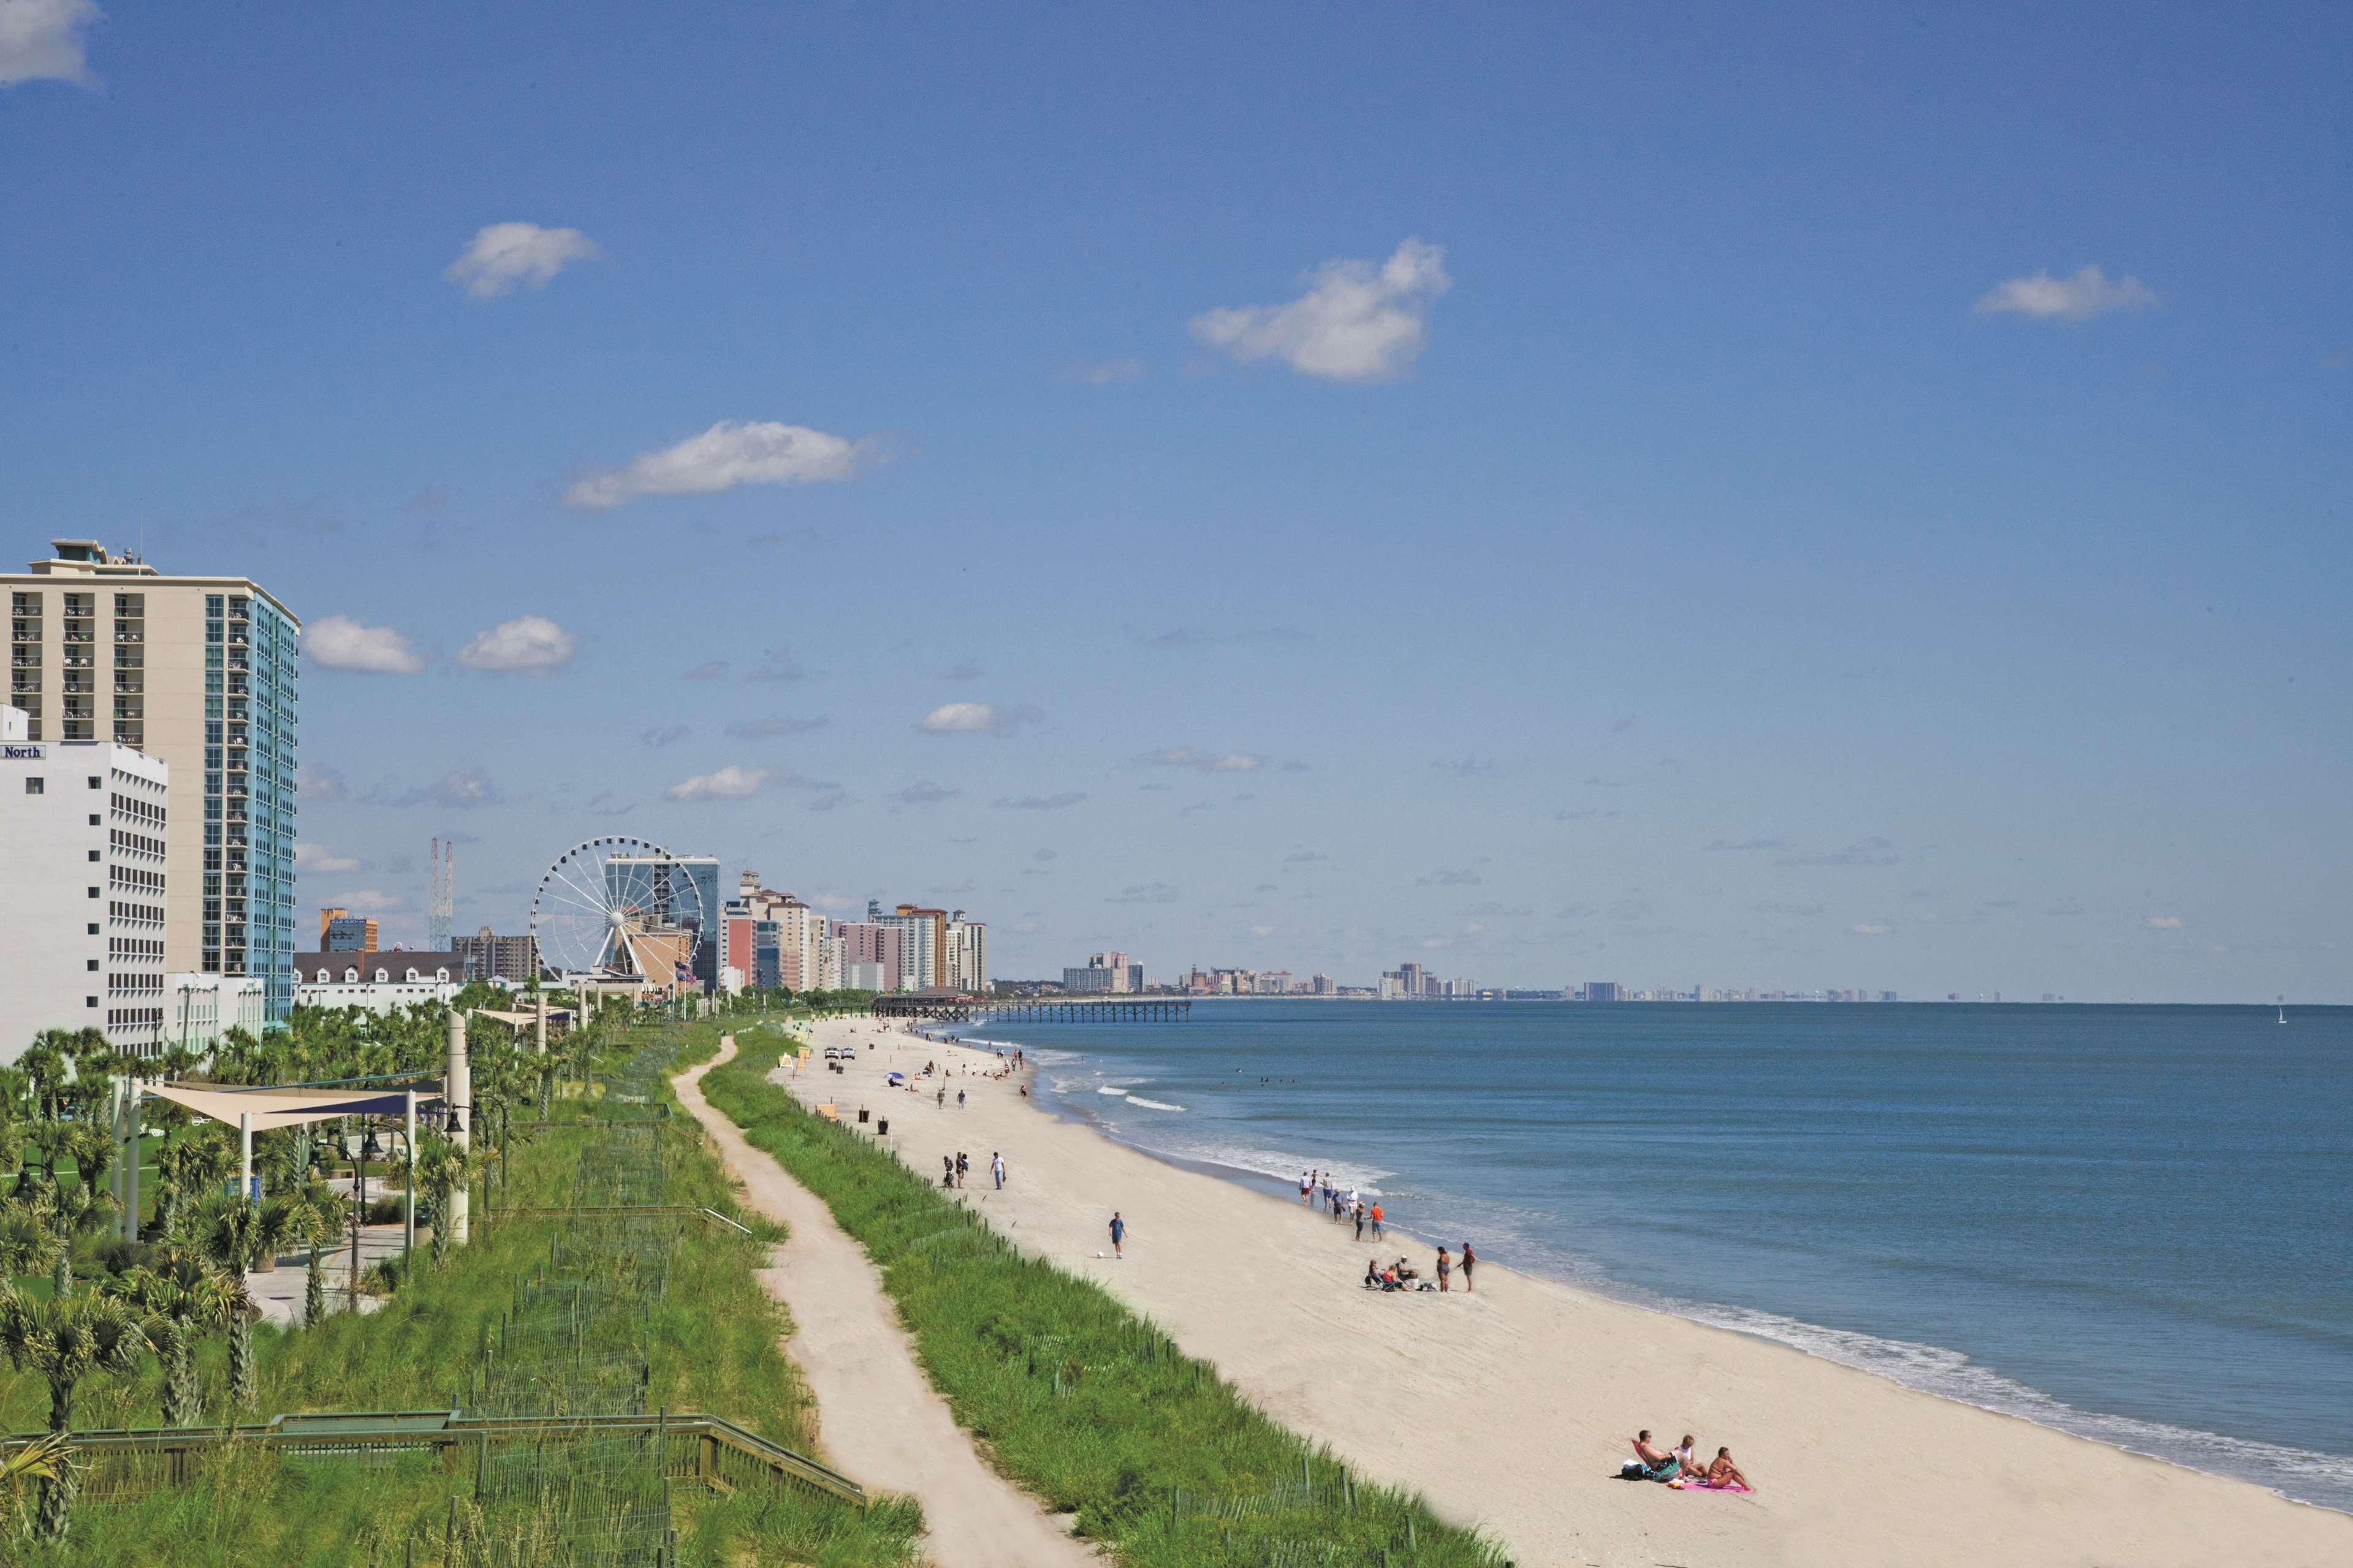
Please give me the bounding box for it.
[959,1001,2353,1511]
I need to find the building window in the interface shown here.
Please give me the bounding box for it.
[21,778,39,795]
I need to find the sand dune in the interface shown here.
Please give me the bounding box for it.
[792,1018,2351,1567]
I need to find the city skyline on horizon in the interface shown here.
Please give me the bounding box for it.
[6,6,2346,1006]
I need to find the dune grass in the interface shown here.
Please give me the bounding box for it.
[701,1029,1510,1568]
[0,1020,922,1567]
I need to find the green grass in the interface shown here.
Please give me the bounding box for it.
[702,1030,1508,1568]
[0,1021,923,1567]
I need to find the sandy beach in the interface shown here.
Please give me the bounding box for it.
[782,1017,2351,1568]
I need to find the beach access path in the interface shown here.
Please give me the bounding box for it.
[673,1035,1101,1568]
[797,1017,2353,1568]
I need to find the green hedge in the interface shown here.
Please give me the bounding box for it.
[702,1032,1508,1568]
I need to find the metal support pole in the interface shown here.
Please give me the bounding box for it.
[123,1078,140,1241]
[110,1077,125,1218]
[446,1009,471,1245]
[238,1112,253,1207]
[403,1090,417,1263]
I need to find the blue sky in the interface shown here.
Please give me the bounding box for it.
[4,2,2346,1000]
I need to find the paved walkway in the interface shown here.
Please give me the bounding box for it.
[246,1220,408,1326]
[674,1036,1098,1568]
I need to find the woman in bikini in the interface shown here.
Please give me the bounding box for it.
[1701,1447,1750,1490]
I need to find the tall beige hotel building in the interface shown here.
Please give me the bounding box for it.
[5,540,300,1026]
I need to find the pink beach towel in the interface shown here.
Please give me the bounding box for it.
[1671,1479,1753,1494]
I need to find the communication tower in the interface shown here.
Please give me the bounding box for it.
[429,836,455,950]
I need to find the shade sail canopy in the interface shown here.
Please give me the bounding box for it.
[145,1083,437,1132]
[468,1009,571,1027]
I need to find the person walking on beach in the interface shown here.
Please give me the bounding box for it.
[1353,1203,1366,1242]
[991,1151,1005,1189]
[1108,1211,1125,1259]
[956,1151,968,1187]
[1459,1241,1475,1292]
[1370,1202,1384,1240]
[957,1088,966,1109]
[942,1154,955,1189]
[1300,1171,1313,1206]
[1436,1246,1452,1292]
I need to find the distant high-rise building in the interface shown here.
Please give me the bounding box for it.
[0,709,172,1059]
[945,911,989,993]
[1586,981,1619,1003]
[452,925,539,983]
[5,542,300,1022]
[319,907,377,952]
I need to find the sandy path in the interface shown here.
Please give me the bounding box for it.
[674,1036,1100,1568]
[800,1018,2353,1568]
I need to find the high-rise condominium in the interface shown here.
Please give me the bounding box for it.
[5,541,300,1021]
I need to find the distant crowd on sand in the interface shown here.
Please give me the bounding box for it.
[1293,1168,1478,1295]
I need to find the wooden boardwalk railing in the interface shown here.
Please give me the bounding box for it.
[2,1409,864,1507]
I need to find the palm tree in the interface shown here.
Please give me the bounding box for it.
[154,1126,233,1239]
[0,1286,148,1539]
[288,1180,341,1327]
[414,1135,479,1268]
[193,1195,288,1411]
[0,1430,75,1542]
[110,1246,240,1426]
[43,1181,110,1300]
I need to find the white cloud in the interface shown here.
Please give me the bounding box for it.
[0,0,101,89]
[308,614,427,675]
[1142,746,1263,773]
[1974,265,2158,322]
[667,765,769,801]
[921,702,1042,735]
[444,222,601,300]
[2145,914,2184,930]
[296,843,362,874]
[563,420,873,510]
[457,615,577,674]
[1191,239,1450,382]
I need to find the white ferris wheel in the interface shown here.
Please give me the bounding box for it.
[529,836,710,981]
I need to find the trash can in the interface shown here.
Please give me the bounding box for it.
[858,1108,869,1124]
[876,1118,889,1136]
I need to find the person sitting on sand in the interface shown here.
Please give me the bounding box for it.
[1700,1447,1749,1490]
[1365,1259,1382,1289]
[1392,1256,1418,1282]
[1623,1431,1679,1481]
[1673,1436,1697,1476]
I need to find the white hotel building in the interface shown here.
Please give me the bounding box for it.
[0,705,171,1060]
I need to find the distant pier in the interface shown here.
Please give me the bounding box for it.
[870,993,1190,1025]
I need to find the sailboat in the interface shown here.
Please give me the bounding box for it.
[2278,997,2288,1025]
